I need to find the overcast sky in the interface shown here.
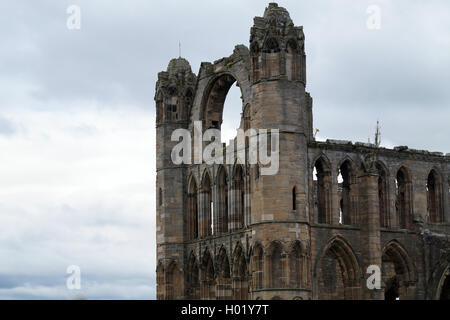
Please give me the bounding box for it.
[0,0,449,299]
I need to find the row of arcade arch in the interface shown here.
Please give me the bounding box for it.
[310,156,447,227]
[186,165,249,240]
[156,237,437,300]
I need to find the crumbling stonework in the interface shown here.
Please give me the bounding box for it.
[155,3,450,300]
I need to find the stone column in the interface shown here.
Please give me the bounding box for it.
[359,173,383,300]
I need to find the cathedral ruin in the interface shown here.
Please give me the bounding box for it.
[155,3,450,300]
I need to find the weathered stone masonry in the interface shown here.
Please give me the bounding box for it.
[155,3,450,300]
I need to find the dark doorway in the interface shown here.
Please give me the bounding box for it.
[385,277,400,301]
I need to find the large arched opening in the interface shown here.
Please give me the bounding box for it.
[317,237,361,300]
[382,241,415,300]
[312,156,332,224]
[202,73,244,144]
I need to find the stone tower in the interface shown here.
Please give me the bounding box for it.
[247,3,313,299]
[155,58,196,299]
[155,3,450,300]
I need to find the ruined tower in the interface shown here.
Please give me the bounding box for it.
[155,3,450,300]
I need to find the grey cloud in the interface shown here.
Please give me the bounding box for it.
[0,116,16,135]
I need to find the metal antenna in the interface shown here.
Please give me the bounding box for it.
[179,41,181,58]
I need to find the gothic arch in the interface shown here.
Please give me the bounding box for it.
[200,249,216,300]
[382,240,416,300]
[251,242,264,290]
[166,260,183,300]
[232,243,249,299]
[311,153,332,171]
[395,166,413,229]
[201,73,243,129]
[338,158,357,225]
[267,241,286,288]
[285,38,300,53]
[199,170,213,237]
[186,252,200,299]
[216,166,229,234]
[427,168,444,223]
[337,156,356,170]
[376,161,390,228]
[285,38,300,81]
[184,87,194,117]
[189,50,252,128]
[187,175,199,240]
[316,236,361,300]
[288,240,307,288]
[216,247,232,300]
[312,155,332,224]
[231,164,245,230]
[263,37,280,53]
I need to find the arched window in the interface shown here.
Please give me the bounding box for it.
[186,254,200,299]
[268,242,284,288]
[187,178,198,239]
[232,246,248,299]
[376,162,389,228]
[200,251,215,300]
[232,166,245,231]
[289,241,304,288]
[159,187,163,207]
[216,167,228,234]
[318,238,361,300]
[313,157,332,224]
[166,262,183,300]
[262,37,280,78]
[184,88,194,121]
[252,244,264,290]
[382,241,415,300]
[338,160,355,225]
[427,169,443,223]
[250,42,260,82]
[263,37,280,53]
[285,39,299,81]
[167,87,178,121]
[216,248,232,300]
[200,173,212,237]
[396,167,412,229]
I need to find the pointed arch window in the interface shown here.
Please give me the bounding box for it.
[313,157,332,224]
[396,167,412,229]
[427,169,443,223]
